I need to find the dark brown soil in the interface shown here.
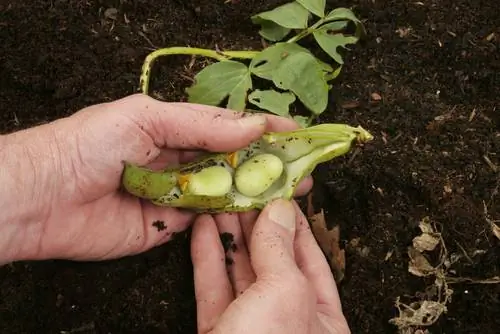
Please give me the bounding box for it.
[1,0,499,333]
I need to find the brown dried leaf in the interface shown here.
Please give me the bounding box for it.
[309,209,345,283]
[408,246,436,277]
[418,217,434,234]
[389,298,448,329]
[413,217,440,252]
[413,234,440,252]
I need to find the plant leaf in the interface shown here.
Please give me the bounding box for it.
[296,0,326,18]
[318,20,349,32]
[408,246,436,277]
[250,43,334,82]
[293,115,311,128]
[250,43,329,115]
[250,43,305,80]
[324,7,366,38]
[251,2,311,41]
[256,21,291,42]
[248,89,296,117]
[186,60,252,112]
[313,31,359,64]
[325,65,342,81]
[271,52,329,115]
[250,42,332,79]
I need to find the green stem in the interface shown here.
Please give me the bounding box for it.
[286,18,326,44]
[139,46,259,94]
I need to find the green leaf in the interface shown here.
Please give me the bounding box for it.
[325,7,360,23]
[324,7,366,37]
[312,9,364,65]
[293,115,311,128]
[251,2,311,39]
[325,65,343,81]
[271,52,329,114]
[250,43,326,80]
[248,89,296,117]
[313,31,359,64]
[186,60,252,112]
[296,0,326,17]
[249,43,329,115]
[318,20,349,32]
[256,21,291,42]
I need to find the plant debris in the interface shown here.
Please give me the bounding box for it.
[389,217,453,332]
[390,216,500,333]
[412,216,440,252]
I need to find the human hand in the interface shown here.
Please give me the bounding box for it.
[190,199,350,334]
[1,94,311,263]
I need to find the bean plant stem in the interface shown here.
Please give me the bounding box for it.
[286,19,325,44]
[139,47,259,94]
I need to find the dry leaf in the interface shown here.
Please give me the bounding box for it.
[408,246,436,277]
[413,217,441,252]
[413,234,440,252]
[309,209,345,283]
[389,298,448,329]
[418,216,435,234]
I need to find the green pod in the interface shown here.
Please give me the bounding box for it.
[121,163,177,200]
[260,124,372,162]
[121,123,374,213]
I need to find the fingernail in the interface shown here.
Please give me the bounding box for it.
[238,115,267,128]
[268,199,296,230]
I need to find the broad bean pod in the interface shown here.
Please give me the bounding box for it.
[121,123,373,213]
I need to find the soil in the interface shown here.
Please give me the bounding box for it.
[1,0,499,333]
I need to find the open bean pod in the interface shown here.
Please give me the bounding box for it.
[121,123,374,213]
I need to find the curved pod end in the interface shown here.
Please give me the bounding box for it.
[121,162,177,200]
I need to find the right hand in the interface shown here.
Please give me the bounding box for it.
[190,199,350,334]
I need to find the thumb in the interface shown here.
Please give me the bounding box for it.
[121,94,268,152]
[249,199,299,278]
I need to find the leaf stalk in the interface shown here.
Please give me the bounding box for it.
[139,47,259,94]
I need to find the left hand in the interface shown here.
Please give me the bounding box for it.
[4,94,312,262]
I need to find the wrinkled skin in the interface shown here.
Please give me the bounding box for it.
[191,199,350,334]
[0,94,312,263]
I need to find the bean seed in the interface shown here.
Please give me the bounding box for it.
[234,153,284,197]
